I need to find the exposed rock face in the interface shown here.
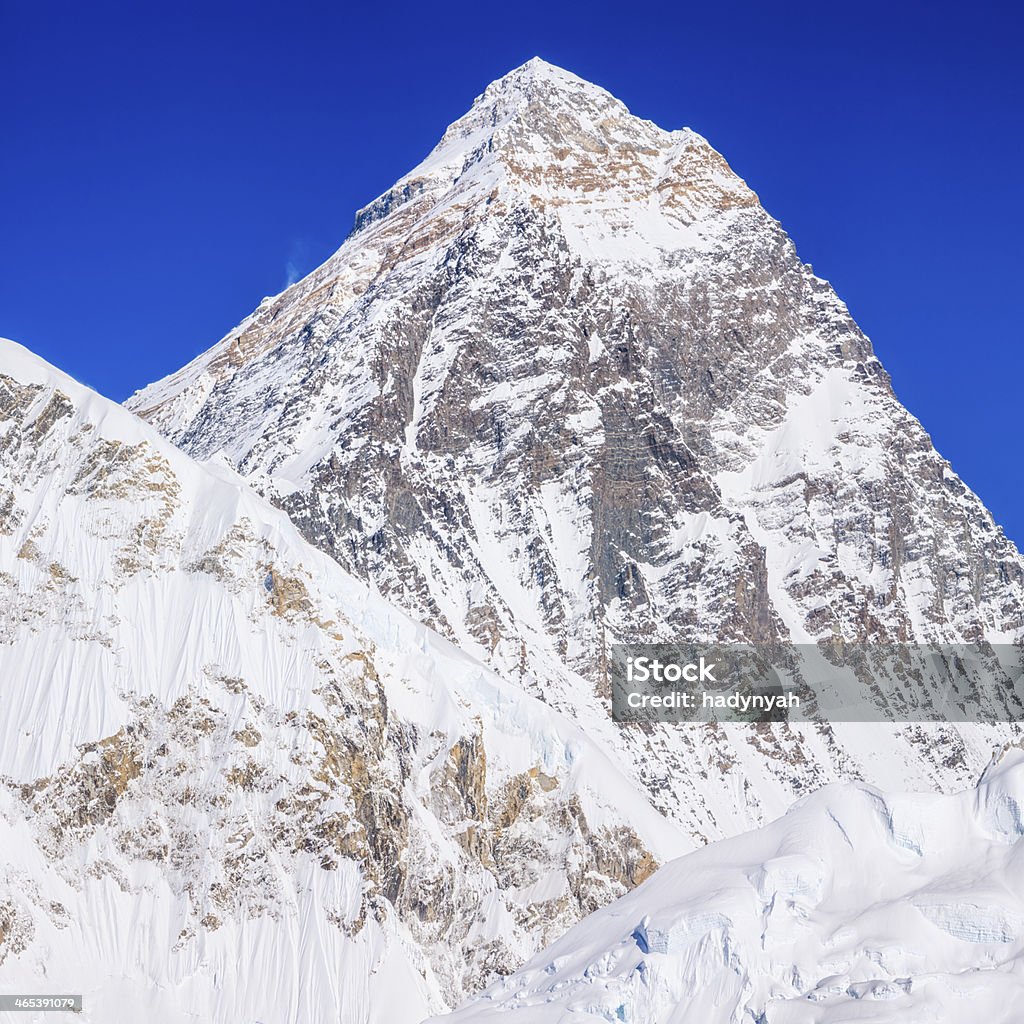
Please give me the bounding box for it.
[0,340,682,1020]
[129,59,1024,835]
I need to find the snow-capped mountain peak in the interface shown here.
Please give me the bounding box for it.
[125,54,1024,956]
[426,55,631,156]
[359,55,747,245]
[461,56,623,121]
[7,57,1024,1023]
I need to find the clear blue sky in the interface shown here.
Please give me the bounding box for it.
[3,0,1021,543]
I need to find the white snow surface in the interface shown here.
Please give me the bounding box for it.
[432,747,1024,1023]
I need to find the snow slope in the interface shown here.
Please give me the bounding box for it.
[0,337,685,1020]
[432,746,1024,1023]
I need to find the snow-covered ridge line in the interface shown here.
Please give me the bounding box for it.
[433,746,1024,1023]
[0,335,688,1021]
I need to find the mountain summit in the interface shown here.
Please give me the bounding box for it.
[129,62,1024,837]
[348,55,755,251]
[431,56,627,140]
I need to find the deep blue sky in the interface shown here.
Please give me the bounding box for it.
[3,1,1021,543]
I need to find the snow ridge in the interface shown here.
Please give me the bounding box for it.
[0,336,684,1020]
[433,748,1024,1023]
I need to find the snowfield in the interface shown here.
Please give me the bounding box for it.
[433,747,1024,1023]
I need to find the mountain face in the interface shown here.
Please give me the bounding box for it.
[0,338,686,1021]
[431,747,1024,1024]
[128,59,1024,838]
[2,56,1019,1024]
